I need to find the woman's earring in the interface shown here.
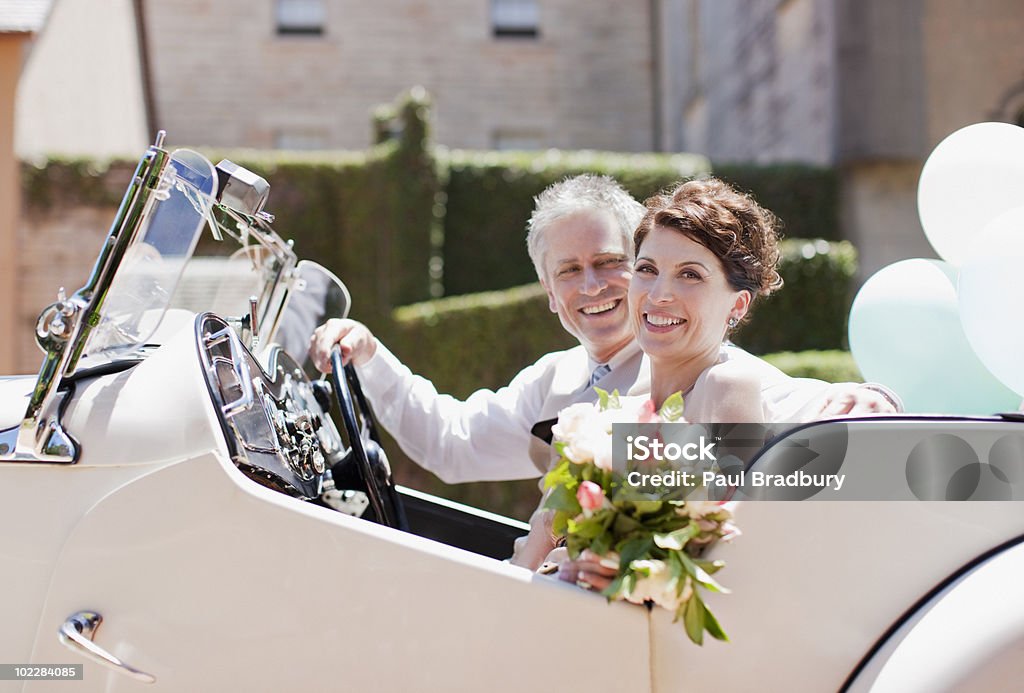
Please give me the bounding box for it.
[727,316,739,328]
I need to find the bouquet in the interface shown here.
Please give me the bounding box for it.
[543,389,737,645]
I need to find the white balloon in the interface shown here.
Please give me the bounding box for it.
[958,205,1024,396]
[849,259,1021,415]
[918,122,1024,266]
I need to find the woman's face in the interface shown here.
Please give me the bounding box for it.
[628,225,751,367]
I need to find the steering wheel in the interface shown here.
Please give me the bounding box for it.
[328,345,407,529]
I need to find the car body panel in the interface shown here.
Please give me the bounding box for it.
[650,501,1023,692]
[848,539,1024,692]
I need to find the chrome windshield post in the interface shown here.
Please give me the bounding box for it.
[0,133,171,463]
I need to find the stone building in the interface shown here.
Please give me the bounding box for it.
[655,0,1024,276]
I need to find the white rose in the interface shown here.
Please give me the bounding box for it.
[552,402,601,447]
[563,420,613,468]
[623,559,692,611]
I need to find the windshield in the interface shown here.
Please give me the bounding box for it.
[171,245,283,326]
[81,149,218,359]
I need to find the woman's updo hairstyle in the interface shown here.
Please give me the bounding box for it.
[634,178,784,320]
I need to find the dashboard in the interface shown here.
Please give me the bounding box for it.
[196,313,342,499]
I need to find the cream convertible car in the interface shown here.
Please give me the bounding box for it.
[1,136,1021,692]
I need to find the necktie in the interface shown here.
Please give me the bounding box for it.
[588,363,611,388]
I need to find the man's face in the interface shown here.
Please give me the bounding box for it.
[539,210,634,363]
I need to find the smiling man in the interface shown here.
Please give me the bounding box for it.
[309,175,899,487]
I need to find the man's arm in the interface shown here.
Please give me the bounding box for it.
[310,319,555,483]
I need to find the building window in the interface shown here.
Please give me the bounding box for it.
[276,0,325,36]
[491,0,538,38]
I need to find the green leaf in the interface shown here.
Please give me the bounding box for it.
[608,389,621,409]
[543,459,573,490]
[544,484,581,514]
[693,558,726,576]
[659,391,686,422]
[630,500,664,516]
[612,513,644,535]
[683,594,705,645]
[552,511,569,536]
[571,516,609,540]
[603,572,627,600]
[590,533,613,556]
[616,536,654,568]
[621,571,637,598]
[703,604,729,642]
[654,525,700,551]
[679,553,729,593]
[595,387,609,410]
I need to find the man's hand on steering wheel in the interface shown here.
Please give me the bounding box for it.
[318,338,406,530]
[309,318,377,373]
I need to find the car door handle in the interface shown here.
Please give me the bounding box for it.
[58,611,156,684]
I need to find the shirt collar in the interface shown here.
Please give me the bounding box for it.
[587,340,642,374]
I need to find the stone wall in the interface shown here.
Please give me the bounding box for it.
[923,0,1024,147]
[659,0,836,165]
[13,201,120,374]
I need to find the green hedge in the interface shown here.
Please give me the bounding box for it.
[731,238,857,353]
[714,163,842,241]
[762,350,862,383]
[385,283,575,397]
[439,156,841,297]
[440,149,711,295]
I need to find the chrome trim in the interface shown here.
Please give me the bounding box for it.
[58,611,156,684]
[248,295,260,349]
[1,132,171,464]
[203,326,256,418]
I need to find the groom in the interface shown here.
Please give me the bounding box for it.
[309,175,898,486]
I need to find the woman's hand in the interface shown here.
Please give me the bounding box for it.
[557,549,619,592]
[510,508,558,571]
[309,318,377,373]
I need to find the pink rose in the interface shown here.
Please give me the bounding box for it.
[637,399,659,423]
[576,480,606,511]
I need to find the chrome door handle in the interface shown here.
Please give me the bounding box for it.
[58,611,156,684]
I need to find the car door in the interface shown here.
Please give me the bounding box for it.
[27,451,651,692]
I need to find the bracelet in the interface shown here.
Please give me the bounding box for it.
[858,382,904,412]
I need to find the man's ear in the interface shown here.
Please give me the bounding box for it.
[541,280,558,313]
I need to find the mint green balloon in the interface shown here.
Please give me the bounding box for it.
[849,259,1021,415]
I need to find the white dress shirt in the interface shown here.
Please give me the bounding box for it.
[355,340,646,482]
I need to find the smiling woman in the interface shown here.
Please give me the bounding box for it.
[630,178,784,421]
